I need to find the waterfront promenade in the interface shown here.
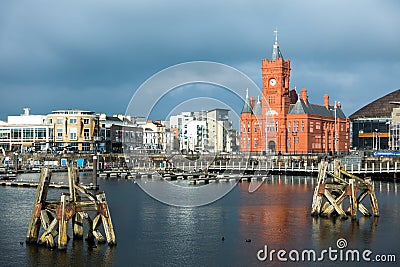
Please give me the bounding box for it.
[2,153,399,180]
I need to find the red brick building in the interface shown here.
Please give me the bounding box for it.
[240,33,350,154]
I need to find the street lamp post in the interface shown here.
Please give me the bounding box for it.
[330,102,338,155]
[334,102,337,155]
[293,131,297,155]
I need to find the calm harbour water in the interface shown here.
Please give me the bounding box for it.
[0,173,399,266]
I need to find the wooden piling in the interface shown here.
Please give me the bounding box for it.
[57,193,72,249]
[38,216,58,248]
[26,167,51,243]
[311,161,327,216]
[311,159,380,219]
[348,179,357,219]
[72,212,84,239]
[26,165,116,250]
[96,192,116,246]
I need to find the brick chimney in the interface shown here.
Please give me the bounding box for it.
[324,94,329,108]
[301,88,308,105]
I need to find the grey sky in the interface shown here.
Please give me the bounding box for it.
[0,0,399,122]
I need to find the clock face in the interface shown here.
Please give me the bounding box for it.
[269,78,276,86]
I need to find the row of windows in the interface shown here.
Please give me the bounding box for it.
[287,121,305,132]
[242,120,344,134]
[241,137,260,149]
[51,118,91,125]
[56,128,91,141]
[0,128,52,140]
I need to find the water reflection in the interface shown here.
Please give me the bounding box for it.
[311,216,380,250]
[237,176,311,247]
[26,239,116,267]
[377,180,399,195]
[3,173,400,266]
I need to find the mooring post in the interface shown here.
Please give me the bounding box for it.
[73,212,84,239]
[311,161,328,216]
[92,213,106,243]
[93,155,98,188]
[366,179,380,217]
[68,166,84,239]
[68,167,78,201]
[96,191,116,246]
[58,193,71,250]
[26,167,51,243]
[349,179,357,220]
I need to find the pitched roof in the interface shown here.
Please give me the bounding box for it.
[253,97,262,116]
[241,89,253,114]
[288,99,346,118]
[349,89,400,119]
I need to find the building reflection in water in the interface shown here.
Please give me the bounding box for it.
[237,175,312,250]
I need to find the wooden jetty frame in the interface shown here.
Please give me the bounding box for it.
[311,159,379,219]
[26,167,116,249]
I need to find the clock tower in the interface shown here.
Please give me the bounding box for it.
[261,29,291,153]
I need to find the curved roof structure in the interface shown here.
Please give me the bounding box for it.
[349,89,400,119]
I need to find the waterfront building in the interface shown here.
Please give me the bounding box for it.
[98,114,143,153]
[0,108,53,152]
[240,31,350,154]
[47,110,99,152]
[143,120,167,152]
[184,120,207,152]
[350,89,399,150]
[390,107,400,150]
[206,108,233,153]
[170,112,195,152]
[168,109,235,153]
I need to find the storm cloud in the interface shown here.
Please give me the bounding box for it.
[0,0,399,122]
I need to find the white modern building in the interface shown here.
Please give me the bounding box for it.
[206,109,232,152]
[143,120,167,152]
[168,108,236,153]
[185,120,207,152]
[0,108,53,152]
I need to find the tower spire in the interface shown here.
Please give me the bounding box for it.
[241,88,252,114]
[274,28,278,43]
[271,28,283,60]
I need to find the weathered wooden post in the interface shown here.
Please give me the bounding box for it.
[26,168,51,243]
[38,213,58,248]
[348,179,357,219]
[366,178,379,216]
[311,161,328,216]
[96,191,116,246]
[57,193,72,250]
[68,167,84,239]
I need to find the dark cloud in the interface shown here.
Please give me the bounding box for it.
[0,0,399,122]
